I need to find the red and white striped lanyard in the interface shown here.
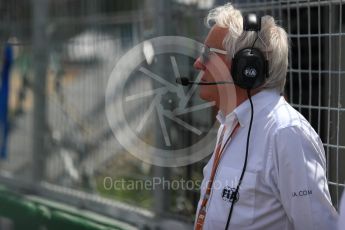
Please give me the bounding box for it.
[195,122,240,230]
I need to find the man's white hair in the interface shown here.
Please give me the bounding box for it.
[206,4,289,93]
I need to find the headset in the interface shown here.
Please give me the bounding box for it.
[176,14,268,89]
[224,13,268,230]
[231,13,269,89]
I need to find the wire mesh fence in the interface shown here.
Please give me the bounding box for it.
[0,0,344,228]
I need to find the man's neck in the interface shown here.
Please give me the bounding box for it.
[219,87,261,116]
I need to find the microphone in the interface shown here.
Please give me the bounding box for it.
[176,77,233,86]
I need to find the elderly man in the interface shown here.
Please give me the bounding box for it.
[193,3,338,230]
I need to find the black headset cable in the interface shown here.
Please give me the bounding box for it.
[224,89,254,230]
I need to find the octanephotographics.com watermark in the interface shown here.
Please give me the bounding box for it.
[103,176,240,191]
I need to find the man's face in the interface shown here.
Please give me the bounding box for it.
[193,25,232,104]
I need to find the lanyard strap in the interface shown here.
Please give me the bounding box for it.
[195,122,240,230]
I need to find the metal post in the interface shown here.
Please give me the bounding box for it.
[31,0,49,183]
[154,0,171,216]
[144,0,172,219]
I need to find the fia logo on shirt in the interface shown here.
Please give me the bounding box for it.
[222,186,239,203]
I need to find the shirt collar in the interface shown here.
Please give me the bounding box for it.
[234,89,280,127]
[216,109,237,128]
[217,89,280,128]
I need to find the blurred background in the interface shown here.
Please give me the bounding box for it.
[0,0,344,229]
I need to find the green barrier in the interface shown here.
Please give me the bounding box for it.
[0,186,131,230]
[49,211,109,230]
[0,189,39,229]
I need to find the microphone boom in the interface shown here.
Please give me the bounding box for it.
[176,77,233,86]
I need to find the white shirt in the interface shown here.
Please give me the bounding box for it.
[339,191,345,230]
[195,89,338,230]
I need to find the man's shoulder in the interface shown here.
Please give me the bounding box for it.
[266,97,310,132]
[265,99,326,166]
[265,98,323,151]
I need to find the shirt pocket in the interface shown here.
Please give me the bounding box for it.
[206,166,257,227]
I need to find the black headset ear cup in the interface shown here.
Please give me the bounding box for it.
[231,48,267,89]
